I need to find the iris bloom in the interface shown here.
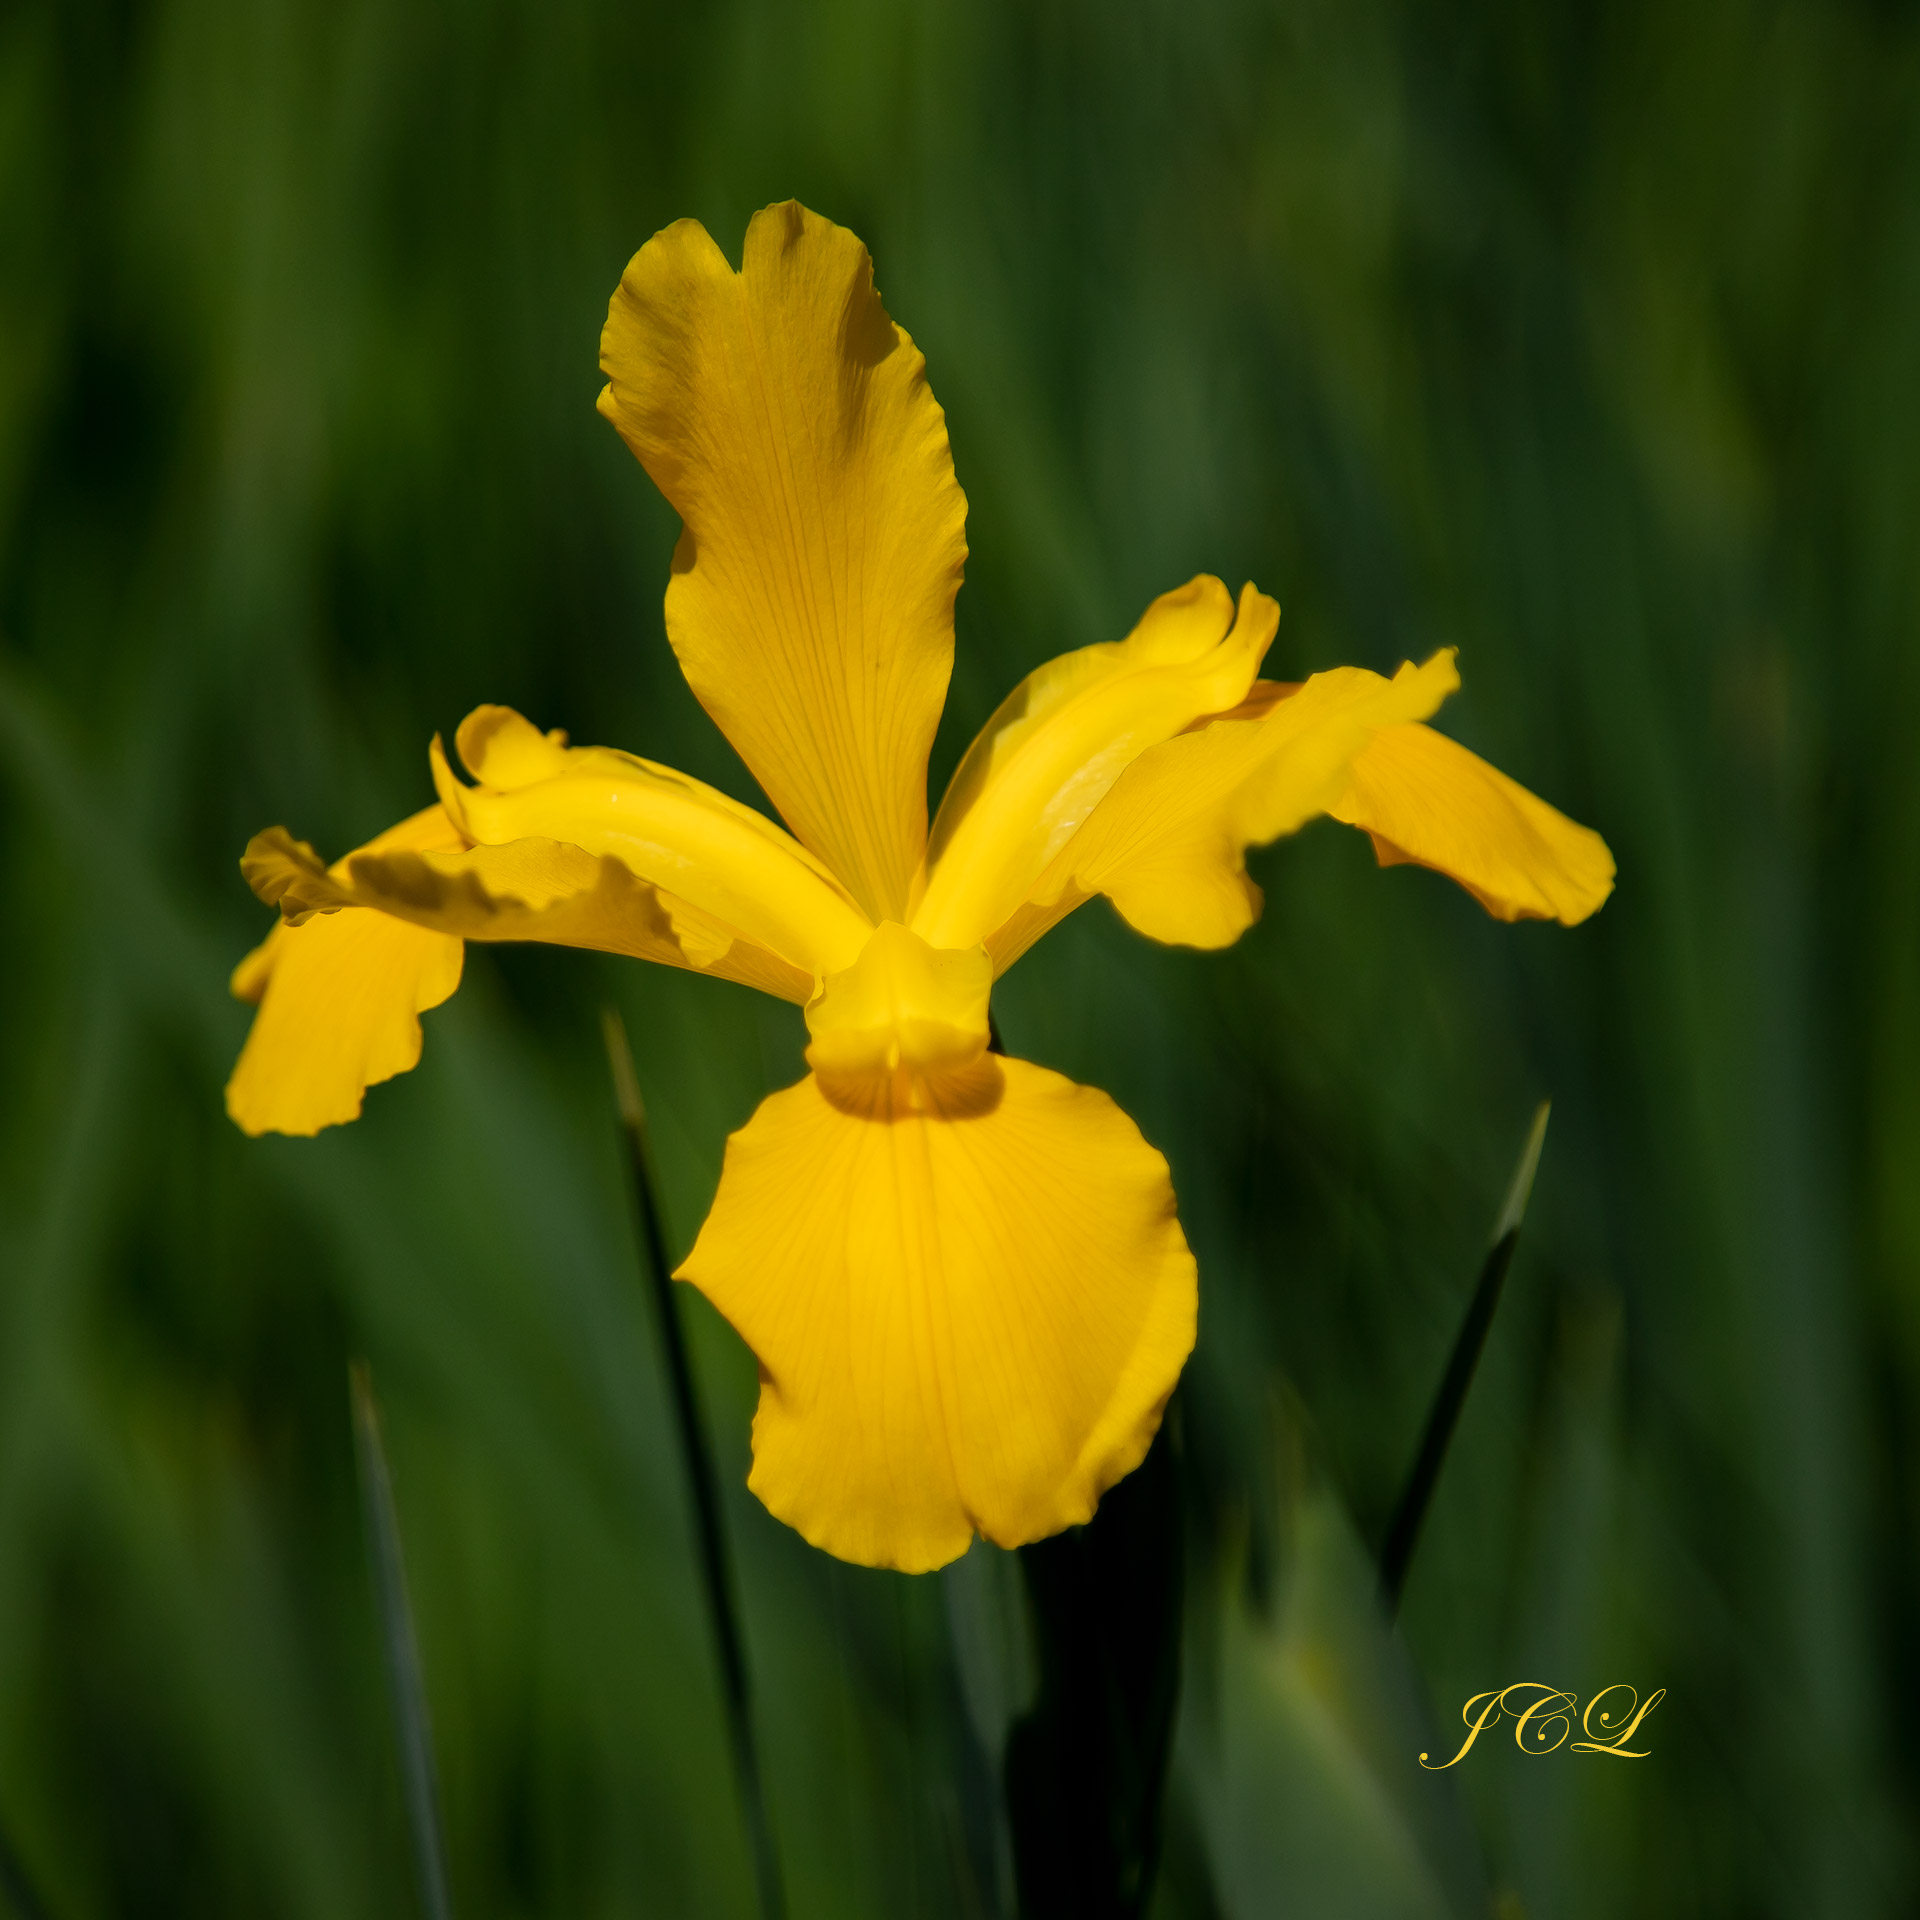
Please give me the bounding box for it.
[226,203,1613,1572]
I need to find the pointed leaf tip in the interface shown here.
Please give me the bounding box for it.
[599,1005,647,1129]
[1493,1100,1551,1243]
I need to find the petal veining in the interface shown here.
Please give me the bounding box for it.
[599,201,967,922]
[677,1057,1198,1572]
[913,578,1277,950]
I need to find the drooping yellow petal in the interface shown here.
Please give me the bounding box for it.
[1327,722,1615,924]
[913,578,1278,950]
[225,908,464,1137]
[430,706,871,982]
[677,1057,1197,1572]
[226,804,468,1136]
[240,801,465,920]
[241,829,346,921]
[982,653,1463,970]
[245,819,815,1003]
[229,921,284,1003]
[599,202,967,922]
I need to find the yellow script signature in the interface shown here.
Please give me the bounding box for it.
[1419,1683,1665,1767]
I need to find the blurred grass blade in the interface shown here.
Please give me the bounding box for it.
[350,1362,454,1920]
[1378,1102,1551,1614]
[0,1822,52,1920]
[601,1009,786,1920]
[1183,1484,1486,1919]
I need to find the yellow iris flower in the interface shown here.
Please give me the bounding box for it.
[225,202,1614,1573]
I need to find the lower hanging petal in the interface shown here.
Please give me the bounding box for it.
[677,1057,1198,1572]
[225,908,464,1137]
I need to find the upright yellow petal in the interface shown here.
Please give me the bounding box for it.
[983,653,1462,969]
[678,1058,1197,1572]
[1327,722,1615,924]
[599,203,967,922]
[913,578,1278,950]
[225,908,464,1137]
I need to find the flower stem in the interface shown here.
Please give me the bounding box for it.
[600,1010,786,1920]
[1378,1101,1551,1615]
[349,1360,454,1920]
[1004,1413,1184,1920]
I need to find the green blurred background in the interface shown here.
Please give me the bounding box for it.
[4,0,1917,1912]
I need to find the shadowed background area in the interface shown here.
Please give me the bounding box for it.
[3,0,1918,1914]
